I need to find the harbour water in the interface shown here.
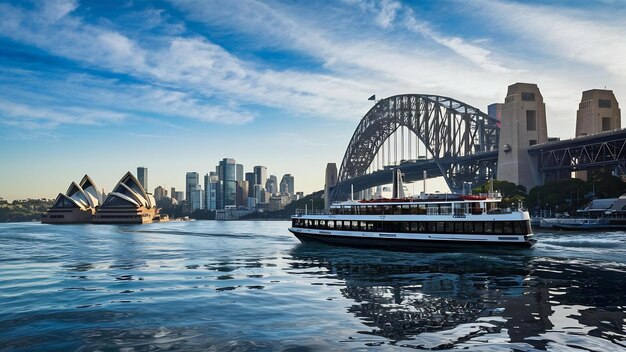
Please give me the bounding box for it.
[1,221,625,351]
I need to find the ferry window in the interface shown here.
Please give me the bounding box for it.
[292,220,297,227]
[428,222,437,233]
[394,205,401,215]
[410,222,419,232]
[367,222,374,231]
[419,222,427,232]
[352,221,360,230]
[503,222,513,234]
[445,222,454,233]
[437,222,445,233]
[313,220,319,227]
[319,220,326,228]
[440,205,451,215]
[514,221,523,235]
[428,205,439,215]
[344,221,352,230]
[484,222,493,233]
[400,222,409,232]
[402,205,410,214]
[375,222,384,231]
[464,222,473,233]
[455,222,464,233]
[474,222,483,233]
[493,222,503,234]
[328,220,334,229]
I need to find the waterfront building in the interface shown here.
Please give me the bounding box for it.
[93,171,158,224]
[496,83,548,190]
[189,188,204,212]
[137,167,148,191]
[245,172,255,197]
[280,174,295,195]
[204,172,219,210]
[269,194,291,211]
[42,175,103,224]
[185,172,199,203]
[218,158,237,209]
[154,186,168,201]
[247,196,257,209]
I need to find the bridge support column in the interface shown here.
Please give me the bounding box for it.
[497,83,547,190]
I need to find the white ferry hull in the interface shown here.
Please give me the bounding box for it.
[289,227,535,249]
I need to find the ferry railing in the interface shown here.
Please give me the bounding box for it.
[294,209,329,217]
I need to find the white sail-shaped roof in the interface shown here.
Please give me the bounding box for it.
[100,171,153,209]
[51,193,84,209]
[79,175,102,207]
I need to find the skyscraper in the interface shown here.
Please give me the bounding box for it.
[153,186,167,201]
[253,166,267,188]
[186,172,200,212]
[280,174,295,195]
[137,167,148,191]
[218,158,237,209]
[204,172,219,210]
[236,164,244,182]
[266,175,278,195]
[245,172,255,197]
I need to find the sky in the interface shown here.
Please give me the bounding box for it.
[1,0,625,201]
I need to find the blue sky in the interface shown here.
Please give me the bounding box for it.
[1,0,625,200]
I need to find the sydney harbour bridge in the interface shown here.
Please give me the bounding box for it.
[328,92,626,203]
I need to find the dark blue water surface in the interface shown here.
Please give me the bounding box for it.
[1,221,626,351]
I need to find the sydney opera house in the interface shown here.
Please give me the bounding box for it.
[42,172,161,224]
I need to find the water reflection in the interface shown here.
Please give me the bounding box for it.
[288,244,626,349]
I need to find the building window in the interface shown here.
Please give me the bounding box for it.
[526,110,537,131]
[529,140,537,146]
[521,92,535,101]
[599,99,612,108]
[602,117,612,131]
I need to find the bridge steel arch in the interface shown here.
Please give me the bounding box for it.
[333,94,499,201]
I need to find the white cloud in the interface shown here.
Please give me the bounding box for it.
[469,0,626,79]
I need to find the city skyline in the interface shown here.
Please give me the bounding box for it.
[1,0,626,200]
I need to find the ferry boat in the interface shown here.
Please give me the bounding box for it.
[289,171,535,249]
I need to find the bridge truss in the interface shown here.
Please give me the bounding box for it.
[528,129,626,181]
[332,95,499,201]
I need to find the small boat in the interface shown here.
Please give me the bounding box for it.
[289,171,535,249]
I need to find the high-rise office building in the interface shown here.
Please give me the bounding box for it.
[186,172,199,202]
[253,166,267,188]
[137,167,148,191]
[154,186,167,201]
[218,158,237,209]
[266,175,278,195]
[236,164,244,182]
[253,184,267,204]
[236,180,249,207]
[189,187,204,212]
[280,174,295,195]
[245,172,255,197]
[204,172,219,210]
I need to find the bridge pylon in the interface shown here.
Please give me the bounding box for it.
[496,83,548,190]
